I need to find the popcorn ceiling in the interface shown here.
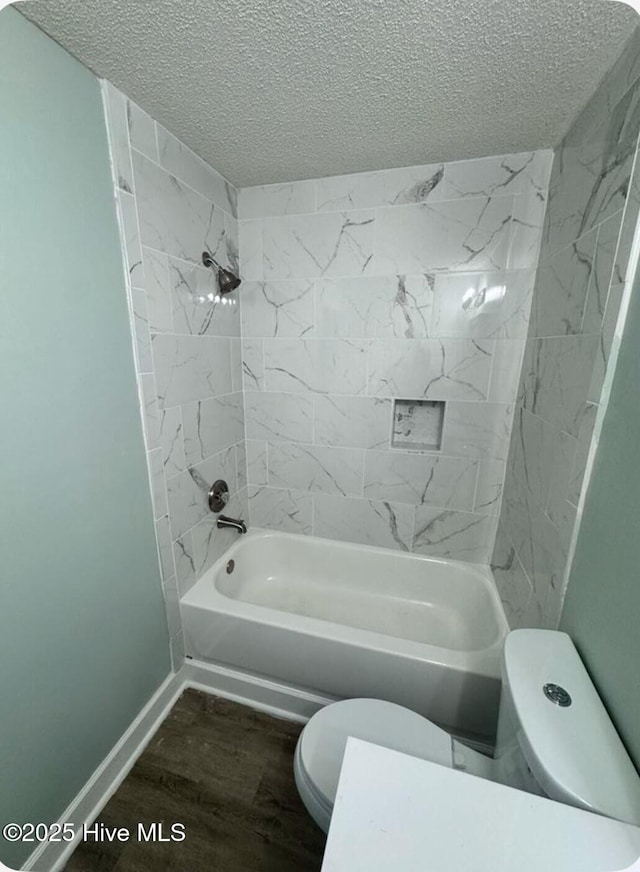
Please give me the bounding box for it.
[17,0,638,186]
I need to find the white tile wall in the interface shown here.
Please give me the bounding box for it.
[238,149,553,561]
[492,27,640,628]
[102,80,245,668]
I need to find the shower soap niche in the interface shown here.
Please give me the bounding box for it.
[392,399,444,451]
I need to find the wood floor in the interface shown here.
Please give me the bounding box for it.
[64,690,326,871]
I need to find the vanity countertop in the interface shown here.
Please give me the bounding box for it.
[321,738,640,872]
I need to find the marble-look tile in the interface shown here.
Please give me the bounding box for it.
[236,441,247,491]
[530,229,597,337]
[152,334,231,409]
[363,451,477,510]
[518,335,599,436]
[242,338,264,391]
[313,494,414,551]
[246,439,268,486]
[127,100,158,161]
[148,447,168,520]
[499,466,568,609]
[314,396,392,449]
[182,393,244,467]
[413,507,497,563]
[374,197,514,275]
[238,220,263,281]
[508,191,548,270]
[131,286,153,373]
[440,402,513,461]
[518,150,554,200]
[117,190,144,289]
[588,282,625,404]
[174,529,196,597]
[315,171,385,212]
[490,528,533,629]
[367,339,493,401]
[157,124,237,216]
[567,402,598,506]
[487,340,526,403]
[315,274,433,339]
[612,169,640,288]
[238,180,315,219]
[155,515,175,581]
[169,257,241,337]
[581,212,622,336]
[384,152,548,206]
[191,488,250,575]
[166,447,237,540]
[248,486,313,535]
[244,391,313,443]
[264,339,368,395]
[241,280,315,338]
[229,337,243,394]
[225,212,240,274]
[545,483,578,556]
[268,442,364,497]
[132,150,227,265]
[102,80,134,194]
[262,210,375,279]
[543,81,640,258]
[474,459,506,515]
[431,270,534,340]
[508,406,576,513]
[139,373,160,450]
[159,406,185,478]
[142,246,173,333]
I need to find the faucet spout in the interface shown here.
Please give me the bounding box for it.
[216,514,247,534]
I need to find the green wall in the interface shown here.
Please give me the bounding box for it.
[0,9,171,867]
[561,275,640,771]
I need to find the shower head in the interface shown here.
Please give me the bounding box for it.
[202,251,241,295]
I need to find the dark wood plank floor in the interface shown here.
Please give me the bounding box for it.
[65,690,326,871]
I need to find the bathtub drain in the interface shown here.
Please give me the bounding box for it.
[226,559,235,574]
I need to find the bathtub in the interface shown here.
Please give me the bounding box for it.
[180,530,509,740]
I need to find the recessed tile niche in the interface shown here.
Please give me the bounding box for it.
[392,399,444,451]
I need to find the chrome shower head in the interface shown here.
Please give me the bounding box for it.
[202,251,241,295]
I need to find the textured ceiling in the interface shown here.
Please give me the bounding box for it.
[16,0,638,187]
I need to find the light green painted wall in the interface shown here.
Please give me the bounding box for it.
[561,275,640,771]
[0,9,171,867]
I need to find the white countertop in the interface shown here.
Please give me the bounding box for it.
[321,739,640,872]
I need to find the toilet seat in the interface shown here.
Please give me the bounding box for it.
[295,698,455,830]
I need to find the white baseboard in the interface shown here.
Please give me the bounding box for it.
[20,660,333,872]
[183,658,336,723]
[23,672,184,872]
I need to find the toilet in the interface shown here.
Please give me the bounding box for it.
[294,629,640,833]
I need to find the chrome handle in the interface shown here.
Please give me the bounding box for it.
[208,479,229,513]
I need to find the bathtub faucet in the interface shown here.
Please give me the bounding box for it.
[217,515,247,534]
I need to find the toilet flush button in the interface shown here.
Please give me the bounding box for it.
[543,683,572,707]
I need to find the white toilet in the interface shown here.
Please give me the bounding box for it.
[294,629,640,833]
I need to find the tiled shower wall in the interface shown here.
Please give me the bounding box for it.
[492,27,640,629]
[238,152,552,561]
[102,82,246,665]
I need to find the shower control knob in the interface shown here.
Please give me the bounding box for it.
[208,479,229,513]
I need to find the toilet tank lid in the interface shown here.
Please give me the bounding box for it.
[503,630,640,826]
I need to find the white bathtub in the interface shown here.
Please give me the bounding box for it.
[180,530,509,739]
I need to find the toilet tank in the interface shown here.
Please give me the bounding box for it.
[493,629,640,825]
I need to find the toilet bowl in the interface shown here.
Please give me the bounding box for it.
[294,630,640,833]
[293,697,492,832]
